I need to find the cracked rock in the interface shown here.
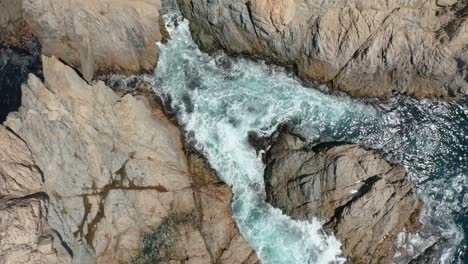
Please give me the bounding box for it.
[0,195,72,264]
[178,0,468,99]
[1,55,258,264]
[8,0,167,82]
[264,133,424,263]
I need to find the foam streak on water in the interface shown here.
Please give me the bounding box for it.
[152,12,467,264]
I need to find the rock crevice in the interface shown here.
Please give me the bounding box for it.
[178,0,468,99]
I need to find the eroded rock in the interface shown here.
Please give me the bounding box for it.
[178,0,468,99]
[0,126,43,197]
[4,55,192,263]
[131,151,260,264]
[264,133,424,263]
[0,125,71,264]
[1,55,257,263]
[8,0,167,82]
[0,195,72,264]
[189,152,259,264]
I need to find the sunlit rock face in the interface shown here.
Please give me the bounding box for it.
[134,151,259,264]
[11,0,167,82]
[178,0,468,99]
[0,194,72,264]
[0,56,258,264]
[153,10,467,262]
[1,0,467,263]
[0,125,71,264]
[263,133,425,263]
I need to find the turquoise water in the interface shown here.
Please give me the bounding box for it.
[151,10,467,264]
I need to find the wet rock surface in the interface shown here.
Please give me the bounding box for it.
[263,132,444,263]
[0,55,257,264]
[177,0,468,99]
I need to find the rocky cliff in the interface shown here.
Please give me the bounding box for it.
[0,0,167,116]
[177,0,468,99]
[0,55,258,264]
[263,132,447,263]
[2,0,463,263]
[0,0,259,262]
[2,0,167,82]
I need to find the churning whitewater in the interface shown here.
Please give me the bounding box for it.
[154,15,350,264]
[151,9,468,264]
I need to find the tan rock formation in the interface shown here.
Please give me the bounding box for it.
[0,0,21,27]
[0,126,42,197]
[264,133,423,263]
[1,55,257,263]
[4,0,167,82]
[178,0,468,99]
[188,152,259,264]
[0,0,35,49]
[134,151,259,264]
[0,126,71,264]
[0,195,72,264]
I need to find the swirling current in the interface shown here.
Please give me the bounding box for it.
[149,6,468,264]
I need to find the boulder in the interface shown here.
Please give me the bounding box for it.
[178,0,468,99]
[12,0,167,82]
[264,133,423,263]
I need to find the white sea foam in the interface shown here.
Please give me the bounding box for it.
[151,7,467,263]
[150,15,372,264]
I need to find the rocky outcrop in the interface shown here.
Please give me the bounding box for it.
[264,133,423,263]
[0,194,72,264]
[0,126,42,197]
[0,126,72,264]
[0,0,166,114]
[178,0,468,99]
[131,152,259,264]
[2,0,167,82]
[0,55,258,264]
[0,0,35,49]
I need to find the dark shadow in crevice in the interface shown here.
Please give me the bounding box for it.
[0,38,43,123]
